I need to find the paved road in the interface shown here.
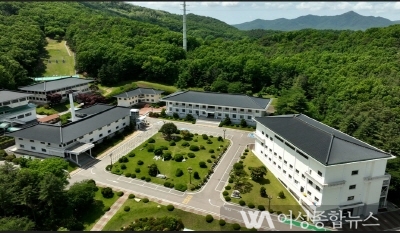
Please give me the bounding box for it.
[69,118,309,231]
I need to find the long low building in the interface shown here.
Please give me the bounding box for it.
[160,90,271,125]
[18,77,94,103]
[114,87,164,107]
[6,103,132,166]
[253,114,394,221]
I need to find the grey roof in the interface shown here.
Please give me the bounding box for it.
[161,90,270,109]
[18,77,94,92]
[75,104,114,117]
[7,105,130,144]
[255,114,391,166]
[0,90,33,103]
[114,88,164,98]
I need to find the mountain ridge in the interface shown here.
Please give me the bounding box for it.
[232,11,400,31]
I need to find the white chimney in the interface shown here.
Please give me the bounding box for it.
[69,93,76,122]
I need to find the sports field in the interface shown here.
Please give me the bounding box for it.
[43,38,75,76]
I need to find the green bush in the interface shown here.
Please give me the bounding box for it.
[169,141,176,146]
[260,187,267,197]
[232,223,241,230]
[258,205,265,211]
[163,151,172,160]
[199,161,207,168]
[223,191,229,196]
[209,149,214,153]
[193,171,200,179]
[205,214,213,223]
[278,191,285,199]
[225,196,231,202]
[228,178,233,183]
[167,204,175,211]
[119,156,129,163]
[181,142,190,147]
[145,177,151,182]
[124,206,130,212]
[154,148,163,155]
[131,173,136,178]
[202,134,208,140]
[207,159,212,163]
[147,138,155,143]
[188,153,195,158]
[174,154,184,162]
[239,200,246,206]
[225,186,231,190]
[101,187,114,198]
[125,173,131,177]
[137,160,144,165]
[206,140,212,144]
[248,203,255,209]
[135,168,141,173]
[189,145,199,151]
[175,183,187,192]
[241,156,245,159]
[243,152,248,155]
[103,206,110,212]
[219,219,226,226]
[217,136,223,141]
[121,164,127,170]
[141,176,146,180]
[147,144,155,152]
[143,198,149,203]
[128,152,135,157]
[128,194,135,199]
[106,165,112,171]
[276,211,282,215]
[200,145,205,150]
[211,155,216,159]
[117,191,124,196]
[245,149,249,152]
[193,139,198,142]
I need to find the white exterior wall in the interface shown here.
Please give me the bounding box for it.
[25,83,91,103]
[14,138,64,157]
[117,93,162,107]
[165,101,266,125]
[253,121,390,218]
[0,97,37,122]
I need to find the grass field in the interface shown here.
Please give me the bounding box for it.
[36,101,79,115]
[103,199,251,231]
[81,187,120,230]
[43,38,75,76]
[225,152,304,216]
[111,132,230,189]
[67,161,78,172]
[136,81,178,94]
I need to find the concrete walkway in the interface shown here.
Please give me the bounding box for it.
[91,189,129,231]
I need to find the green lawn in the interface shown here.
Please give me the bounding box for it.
[111,132,230,190]
[67,161,78,172]
[136,81,177,94]
[36,101,79,115]
[225,152,304,216]
[81,187,120,230]
[103,199,250,231]
[43,39,75,76]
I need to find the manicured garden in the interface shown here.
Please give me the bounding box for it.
[103,197,252,231]
[36,101,79,115]
[81,186,122,230]
[218,116,256,132]
[223,151,304,216]
[110,123,230,192]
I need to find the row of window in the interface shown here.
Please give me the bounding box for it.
[0,97,28,106]
[171,108,254,120]
[25,83,89,95]
[168,102,260,113]
[20,144,46,153]
[3,112,32,119]
[121,94,156,100]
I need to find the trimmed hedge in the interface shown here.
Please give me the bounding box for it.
[232,223,241,230]
[239,200,246,206]
[124,206,130,212]
[131,173,136,178]
[189,145,199,151]
[258,205,265,211]
[143,198,149,203]
[224,196,231,202]
[117,191,124,197]
[205,214,214,223]
[167,204,175,211]
[223,191,229,196]
[128,194,135,199]
[225,186,231,190]
[248,203,255,209]
[219,219,226,226]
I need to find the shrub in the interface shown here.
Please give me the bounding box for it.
[228,178,233,183]
[188,153,195,158]
[125,172,132,177]
[225,196,231,201]
[193,171,200,179]
[239,200,246,206]
[278,191,285,199]
[243,152,248,156]
[141,176,146,180]
[211,155,216,159]
[260,187,267,197]
[233,162,244,170]
[169,141,176,146]
[248,203,255,209]
[200,145,205,150]
[101,187,114,198]
[128,194,135,199]
[167,204,175,211]
[117,191,124,197]
[241,156,245,159]
[205,215,214,223]
[175,168,184,177]
[209,149,214,153]
[159,146,168,150]
[164,182,171,187]
[147,138,155,143]
[199,161,207,168]
[135,168,141,173]
[239,161,243,164]
[245,149,249,152]
[173,112,179,119]
[131,173,136,178]
[207,159,212,163]
[163,151,172,160]
[189,145,199,151]
[119,156,128,163]
[106,165,112,171]
[269,209,274,213]
[175,183,187,192]
[103,206,110,212]
[174,154,184,162]
[206,140,212,144]
[137,160,144,165]
[145,177,151,182]
[128,152,135,157]
[193,139,198,142]
[219,219,226,226]
[223,191,229,196]
[258,205,265,211]
[232,223,241,230]
[121,164,127,170]
[202,134,208,140]
[143,198,149,203]
[218,136,223,141]
[181,142,190,147]
[225,186,231,190]
[147,144,155,152]
[154,148,163,155]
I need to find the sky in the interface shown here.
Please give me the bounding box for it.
[127,2,400,25]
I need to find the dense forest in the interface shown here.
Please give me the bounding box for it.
[1,1,400,204]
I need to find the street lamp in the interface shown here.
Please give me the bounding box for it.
[109,153,113,167]
[267,195,273,211]
[187,167,193,184]
[223,129,226,140]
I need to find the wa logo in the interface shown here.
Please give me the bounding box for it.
[239,210,275,229]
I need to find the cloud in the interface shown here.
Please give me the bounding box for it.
[221,2,239,7]
[330,2,353,10]
[353,2,373,10]
[263,2,293,9]
[296,2,328,11]
[199,2,239,7]
[394,2,400,9]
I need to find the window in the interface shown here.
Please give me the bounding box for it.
[289,164,293,169]
[89,132,93,135]
[79,136,84,139]
[20,144,24,148]
[278,165,281,169]
[297,150,308,159]
[169,108,172,111]
[269,149,272,152]
[98,127,102,131]
[302,174,306,180]
[269,158,272,161]
[30,140,34,142]
[351,170,358,175]
[189,110,192,113]
[307,191,311,196]
[284,160,287,164]
[261,142,264,146]
[232,114,236,118]
[260,150,263,154]
[18,138,23,140]
[288,175,292,179]
[294,180,299,184]
[90,138,93,142]
[31,146,36,150]
[278,155,281,160]
[123,123,126,126]
[40,141,45,144]
[273,162,276,165]
[99,134,103,137]
[42,148,47,152]
[248,116,252,119]
[318,171,322,176]
[315,197,319,202]
[182,109,186,112]
[347,196,354,201]
[316,186,321,192]
[283,170,286,174]
[308,180,313,185]
[116,126,119,129]
[25,112,32,117]
[275,135,283,142]
[108,130,111,133]
[270,137,273,141]
[107,124,111,127]
[295,169,299,174]
[349,185,356,190]
[262,131,264,135]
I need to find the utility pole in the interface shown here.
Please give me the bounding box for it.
[182,1,187,51]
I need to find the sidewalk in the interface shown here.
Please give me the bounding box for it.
[91,188,129,231]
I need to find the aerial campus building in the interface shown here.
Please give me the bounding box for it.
[114,88,164,107]
[252,114,394,220]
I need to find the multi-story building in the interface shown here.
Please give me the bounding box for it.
[18,77,93,103]
[114,88,164,107]
[161,90,271,125]
[7,104,131,166]
[253,114,394,219]
[0,90,37,130]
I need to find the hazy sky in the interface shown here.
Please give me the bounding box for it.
[127,2,400,25]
